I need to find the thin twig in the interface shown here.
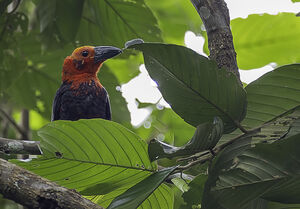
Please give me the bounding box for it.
[0,108,28,139]
[177,153,213,171]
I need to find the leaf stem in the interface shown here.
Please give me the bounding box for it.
[175,127,261,171]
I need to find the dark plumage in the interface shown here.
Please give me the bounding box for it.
[51,80,111,121]
[51,46,121,121]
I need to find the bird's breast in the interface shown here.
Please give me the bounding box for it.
[59,80,108,120]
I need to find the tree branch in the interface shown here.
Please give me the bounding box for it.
[0,137,42,155]
[190,0,241,80]
[0,108,28,139]
[0,158,104,209]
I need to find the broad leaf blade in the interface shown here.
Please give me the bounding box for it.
[201,136,252,209]
[107,167,176,209]
[15,119,159,207]
[243,64,300,129]
[77,0,161,47]
[127,43,247,133]
[148,117,223,161]
[182,174,207,208]
[232,13,300,69]
[213,133,300,209]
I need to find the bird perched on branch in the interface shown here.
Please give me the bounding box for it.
[51,46,122,121]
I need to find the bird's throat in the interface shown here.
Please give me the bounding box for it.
[63,73,102,89]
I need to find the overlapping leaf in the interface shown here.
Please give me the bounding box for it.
[108,167,176,209]
[182,174,207,208]
[148,117,223,161]
[127,43,247,133]
[15,119,173,208]
[212,133,300,209]
[145,0,203,44]
[77,0,161,47]
[201,137,252,209]
[37,0,84,42]
[231,13,300,69]
[243,64,300,129]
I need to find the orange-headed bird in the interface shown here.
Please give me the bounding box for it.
[51,46,122,121]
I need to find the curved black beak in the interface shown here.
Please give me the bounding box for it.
[94,46,122,64]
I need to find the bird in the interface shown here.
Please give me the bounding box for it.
[51,46,122,121]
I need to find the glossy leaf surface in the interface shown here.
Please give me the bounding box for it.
[127,43,247,133]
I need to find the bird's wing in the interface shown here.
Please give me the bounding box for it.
[51,84,66,121]
[106,94,112,120]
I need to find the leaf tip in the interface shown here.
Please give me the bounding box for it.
[125,38,144,49]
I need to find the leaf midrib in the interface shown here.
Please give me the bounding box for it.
[146,54,236,124]
[103,0,140,37]
[39,156,155,172]
[214,175,289,191]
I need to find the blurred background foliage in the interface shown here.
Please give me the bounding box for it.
[0,0,202,144]
[0,0,299,208]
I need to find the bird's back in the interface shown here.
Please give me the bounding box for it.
[51,80,111,121]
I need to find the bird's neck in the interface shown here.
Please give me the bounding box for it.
[63,73,102,89]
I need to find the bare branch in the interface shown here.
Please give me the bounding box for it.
[0,158,104,209]
[0,137,42,155]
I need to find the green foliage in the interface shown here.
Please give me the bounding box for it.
[145,0,203,44]
[108,167,176,209]
[133,107,196,147]
[99,66,130,123]
[148,117,223,161]
[127,43,247,133]
[243,64,300,129]
[15,119,174,208]
[77,0,162,47]
[212,133,300,208]
[2,0,300,209]
[232,13,300,69]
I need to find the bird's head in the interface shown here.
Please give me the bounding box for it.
[62,46,122,87]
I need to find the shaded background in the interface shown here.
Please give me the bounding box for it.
[0,0,299,208]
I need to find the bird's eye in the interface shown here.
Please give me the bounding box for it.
[82,51,89,57]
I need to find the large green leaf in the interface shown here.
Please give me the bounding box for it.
[267,202,300,209]
[201,136,252,209]
[2,34,64,119]
[37,0,84,42]
[231,13,300,69]
[243,64,300,129]
[127,43,247,133]
[212,133,300,209]
[182,174,207,208]
[145,0,203,44]
[107,167,176,209]
[77,0,161,47]
[148,117,223,161]
[14,119,175,208]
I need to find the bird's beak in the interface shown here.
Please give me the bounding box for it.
[94,46,122,64]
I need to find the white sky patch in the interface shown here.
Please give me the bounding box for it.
[121,1,300,126]
[184,31,206,56]
[226,0,299,19]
